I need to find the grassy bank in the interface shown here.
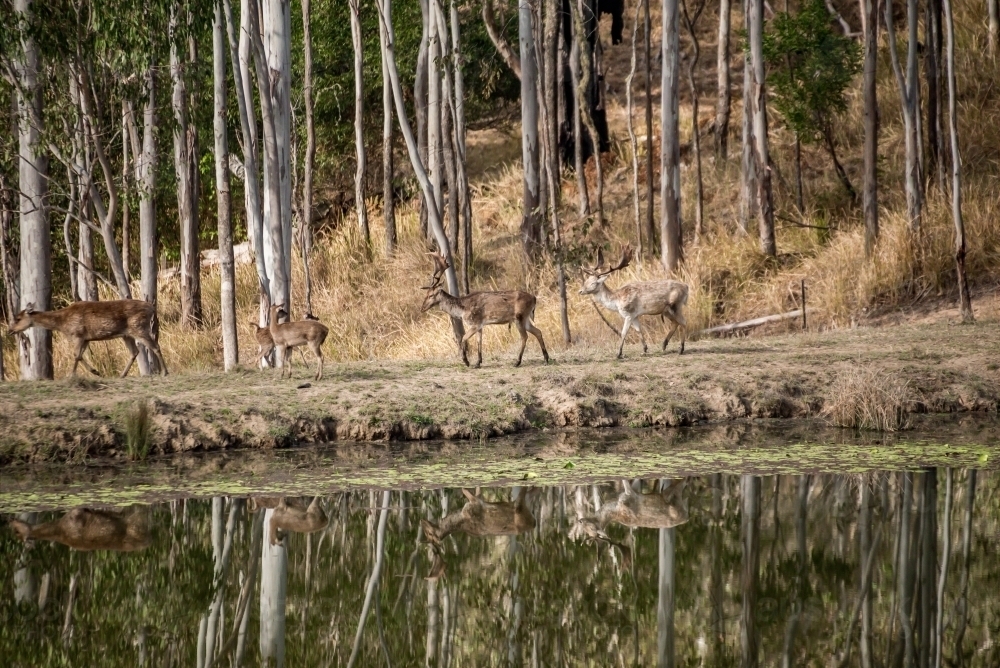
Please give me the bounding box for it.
[1,319,997,464]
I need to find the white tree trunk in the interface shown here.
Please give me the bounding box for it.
[519,0,542,258]
[380,6,397,257]
[15,0,52,380]
[259,508,287,667]
[661,0,682,272]
[657,527,676,668]
[715,0,732,159]
[428,3,443,223]
[450,0,471,290]
[301,0,317,310]
[349,0,370,248]
[747,0,776,256]
[214,0,238,371]
[886,0,924,230]
[73,76,97,302]
[739,50,757,234]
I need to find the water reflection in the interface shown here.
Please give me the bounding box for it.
[1,471,997,667]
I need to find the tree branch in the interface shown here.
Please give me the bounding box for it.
[482,0,521,79]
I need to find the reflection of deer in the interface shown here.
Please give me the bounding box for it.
[250,497,329,545]
[421,489,536,579]
[570,480,688,555]
[8,508,151,552]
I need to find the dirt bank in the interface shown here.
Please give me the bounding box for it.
[1,319,997,464]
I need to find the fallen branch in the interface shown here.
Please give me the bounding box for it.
[698,308,817,336]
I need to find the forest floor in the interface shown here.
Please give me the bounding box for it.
[2,302,998,465]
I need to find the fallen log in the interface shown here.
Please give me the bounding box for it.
[697,308,817,336]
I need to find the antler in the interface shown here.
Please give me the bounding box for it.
[581,247,606,276]
[582,245,633,277]
[607,245,633,274]
[420,251,450,290]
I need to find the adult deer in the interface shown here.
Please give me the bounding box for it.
[9,507,152,552]
[8,300,168,377]
[420,253,550,368]
[579,245,689,358]
[268,304,329,380]
[249,317,309,368]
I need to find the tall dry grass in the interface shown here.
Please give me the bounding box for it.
[1,0,997,377]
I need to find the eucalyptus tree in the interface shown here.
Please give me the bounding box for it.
[715,0,733,159]
[428,0,443,233]
[862,0,879,256]
[213,0,237,370]
[661,0,682,271]
[925,0,944,192]
[643,0,655,253]
[885,0,924,230]
[681,0,706,242]
[657,527,676,668]
[741,475,761,668]
[572,0,604,225]
[449,0,471,290]
[349,0,370,249]
[260,508,288,667]
[519,0,542,257]
[301,0,317,306]
[746,0,775,256]
[378,0,396,257]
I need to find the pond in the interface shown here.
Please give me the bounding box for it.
[1,420,998,666]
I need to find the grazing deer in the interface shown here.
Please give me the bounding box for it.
[579,245,689,358]
[268,304,329,380]
[8,507,152,552]
[249,318,309,368]
[569,479,688,549]
[420,253,550,368]
[421,488,536,579]
[8,300,168,377]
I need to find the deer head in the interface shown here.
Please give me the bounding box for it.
[579,245,634,295]
[420,252,450,312]
[9,303,38,335]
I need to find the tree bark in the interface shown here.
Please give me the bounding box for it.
[990,0,1000,54]
[925,0,945,193]
[682,0,705,242]
[379,4,397,257]
[301,0,317,308]
[570,5,590,217]
[715,0,732,160]
[121,102,131,281]
[213,0,238,371]
[417,0,430,240]
[350,0,370,249]
[919,471,937,668]
[862,0,879,257]
[171,3,202,328]
[15,0,52,380]
[72,75,97,303]
[259,508,287,667]
[657,527,676,668]
[942,0,974,322]
[520,0,543,258]
[661,0,683,271]
[627,0,643,253]
[451,0,471,291]
[740,475,761,668]
[781,475,810,668]
[708,474,725,665]
[747,0,776,256]
[885,0,924,230]
[483,0,522,78]
[575,0,604,226]
[0,175,16,381]
[739,49,757,234]
[347,490,391,668]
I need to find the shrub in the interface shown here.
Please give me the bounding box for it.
[823,365,909,431]
[124,401,152,461]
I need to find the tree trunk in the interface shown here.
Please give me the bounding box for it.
[860,480,874,668]
[934,470,952,668]
[570,10,590,217]
[740,475,761,668]
[350,0,370,250]
[990,0,1000,54]
[942,0,974,322]
[643,0,656,253]
[379,6,397,257]
[898,472,915,668]
[259,508,287,668]
[347,490,391,668]
[657,527,676,668]
[781,475,810,668]
[72,76,97,303]
[661,0,683,271]
[919,471,937,668]
[862,0,879,257]
[434,0,460,256]
[213,0,238,371]
[715,0,732,160]
[739,50,757,234]
[428,3,444,239]
[885,0,924,230]
[121,102,131,281]
[747,0,776,256]
[952,471,975,664]
[417,0,430,240]
[628,0,642,252]
[171,4,202,328]
[301,0,316,310]
[451,0,472,292]
[682,0,705,242]
[575,0,604,226]
[0,175,16,381]
[378,0,465,345]
[925,0,945,193]
[224,0,270,331]
[15,0,52,380]
[520,0,543,258]
[708,475,725,665]
[202,498,238,668]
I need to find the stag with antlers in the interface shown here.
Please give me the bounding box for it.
[420,253,550,368]
[580,245,689,358]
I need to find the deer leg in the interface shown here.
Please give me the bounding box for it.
[460,326,482,367]
[281,346,292,378]
[514,321,528,367]
[136,335,168,375]
[120,336,142,377]
[73,340,101,376]
[674,312,688,355]
[662,320,678,351]
[617,316,634,359]
[526,320,550,363]
[477,330,484,368]
[312,342,324,381]
[634,320,648,354]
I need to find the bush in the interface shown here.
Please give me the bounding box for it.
[823,365,909,431]
[124,401,152,461]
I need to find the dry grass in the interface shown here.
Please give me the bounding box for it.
[1,0,998,379]
[822,364,910,432]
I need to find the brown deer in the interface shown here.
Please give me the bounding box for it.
[421,488,537,579]
[579,245,689,358]
[8,507,152,552]
[569,479,688,550]
[268,304,329,380]
[8,300,168,377]
[249,318,309,368]
[262,497,329,545]
[420,253,550,368]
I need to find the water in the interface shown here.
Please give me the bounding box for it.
[1,426,998,666]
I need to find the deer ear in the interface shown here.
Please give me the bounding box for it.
[25,302,36,313]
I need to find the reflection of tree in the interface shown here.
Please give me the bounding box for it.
[740,475,761,668]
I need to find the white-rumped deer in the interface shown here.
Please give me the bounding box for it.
[8,300,168,377]
[580,245,689,358]
[420,253,550,368]
[268,304,329,380]
[9,507,152,552]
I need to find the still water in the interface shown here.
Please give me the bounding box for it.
[1,432,998,667]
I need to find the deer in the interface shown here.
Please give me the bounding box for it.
[8,300,168,377]
[267,303,329,380]
[267,497,329,545]
[8,507,152,552]
[249,318,309,368]
[579,245,689,358]
[420,253,550,368]
[420,488,536,579]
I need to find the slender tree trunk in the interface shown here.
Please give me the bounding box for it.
[739,49,757,234]
[121,102,131,280]
[1,175,16,381]
[260,508,287,668]
[925,0,944,193]
[380,7,397,257]
[203,498,239,668]
[15,0,52,380]
[661,0,683,271]
[171,3,202,328]
[682,0,705,242]
[266,0,294,302]
[823,125,857,199]
[434,1,460,256]
[741,475,761,668]
[886,0,924,230]
[378,0,465,345]
[919,471,937,668]
[347,490,391,668]
[575,0,604,225]
[520,0,543,257]
[569,6,590,217]
[898,472,915,668]
[643,0,655,253]
[990,0,1000,54]
[862,0,879,256]
[952,470,975,664]
[417,0,430,239]
[715,0,732,159]
[483,0,523,77]
[451,0,471,291]
[428,3,443,237]
[860,480,874,668]
[942,0,974,322]
[708,474,725,665]
[657,527,676,668]
[213,0,238,371]
[747,0,776,256]
[627,0,642,253]
[301,0,316,310]
[350,0,370,249]
[72,75,97,302]
[781,475,810,668]
[934,470,952,668]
